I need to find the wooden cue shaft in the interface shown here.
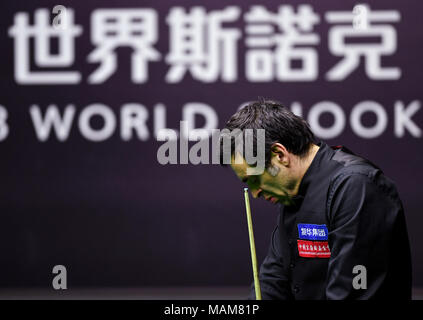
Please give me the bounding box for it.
[244,188,262,300]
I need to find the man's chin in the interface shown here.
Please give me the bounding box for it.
[264,194,291,206]
[279,197,294,206]
[270,197,278,204]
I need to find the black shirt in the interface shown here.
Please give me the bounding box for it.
[249,142,412,300]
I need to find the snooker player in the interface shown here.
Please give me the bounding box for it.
[220,99,412,300]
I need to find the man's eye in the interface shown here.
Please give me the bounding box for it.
[249,176,259,184]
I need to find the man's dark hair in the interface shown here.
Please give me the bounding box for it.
[219,99,316,167]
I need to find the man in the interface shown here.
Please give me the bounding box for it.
[220,100,412,300]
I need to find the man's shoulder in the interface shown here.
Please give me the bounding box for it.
[328,145,382,182]
[326,147,400,203]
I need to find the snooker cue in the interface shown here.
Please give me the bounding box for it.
[244,188,262,300]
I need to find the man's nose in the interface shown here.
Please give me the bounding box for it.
[250,188,262,199]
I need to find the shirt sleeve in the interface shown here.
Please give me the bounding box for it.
[325,172,398,299]
[248,225,292,300]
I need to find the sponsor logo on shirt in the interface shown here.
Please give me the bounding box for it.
[297,240,331,258]
[297,223,328,241]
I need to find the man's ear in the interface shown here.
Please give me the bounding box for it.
[232,151,245,165]
[270,143,289,166]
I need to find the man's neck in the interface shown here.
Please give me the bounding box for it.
[292,144,320,195]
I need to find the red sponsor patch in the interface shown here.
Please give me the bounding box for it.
[297,240,331,258]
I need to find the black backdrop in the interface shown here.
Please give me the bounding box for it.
[0,0,422,289]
